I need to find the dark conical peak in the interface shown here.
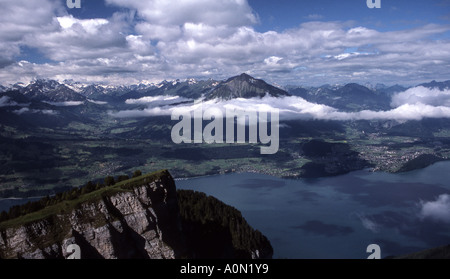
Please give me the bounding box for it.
[341,83,372,93]
[238,73,252,79]
[226,73,255,82]
[343,83,367,88]
[205,73,290,101]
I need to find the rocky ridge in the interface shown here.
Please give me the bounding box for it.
[0,170,272,259]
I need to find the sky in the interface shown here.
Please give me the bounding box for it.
[0,0,450,86]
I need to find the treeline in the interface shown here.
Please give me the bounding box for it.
[0,170,143,223]
[177,190,273,258]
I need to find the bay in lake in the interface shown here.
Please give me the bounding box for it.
[176,161,450,259]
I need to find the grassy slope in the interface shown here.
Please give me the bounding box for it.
[0,170,169,230]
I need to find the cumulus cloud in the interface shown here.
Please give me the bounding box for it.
[105,0,258,27]
[392,87,450,107]
[0,0,63,67]
[28,14,134,62]
[419,194,450,224]
[0,0,449,86]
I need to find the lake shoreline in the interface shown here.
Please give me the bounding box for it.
[176,161,450,259]
[1,158,448,200]
[174,157,450,182]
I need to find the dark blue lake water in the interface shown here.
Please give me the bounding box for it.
[176,161,450,259]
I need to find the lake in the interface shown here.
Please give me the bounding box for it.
[176,161,450,259]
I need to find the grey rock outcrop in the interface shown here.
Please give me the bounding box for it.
[0,173,183,259]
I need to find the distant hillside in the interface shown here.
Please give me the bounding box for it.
[287,83,391,112]
[419,80,450,90]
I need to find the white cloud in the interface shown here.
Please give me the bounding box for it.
[328,51,374,61]
[12,107,57,115]
[0,0,449,86]
[43,101,84,106]
[105,0,258,27]
[111,89,450,122]
[0,0,62,42]
[27,14,132,62]
[0,0,62,68]
[57,16,108,32]
[87,99,108,105]
[110,106,170,118]
[392,87,450,107]
[354,103,450,121]
[419,194,450,224]
[357,214,380,233]
[135,23,182,42]
[0,96,17,107]
[41,109,58,115]
[264,56,283,65]
[12,107,29,115]
[125,95,192,105]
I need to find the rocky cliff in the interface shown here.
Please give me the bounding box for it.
[0,170,273,259]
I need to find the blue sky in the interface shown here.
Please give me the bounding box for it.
[67,0,450,31]
[250,0,450,32]
[64,0,450,32]
[1,0,449,86]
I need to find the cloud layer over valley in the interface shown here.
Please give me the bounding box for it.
[111,86,450,122]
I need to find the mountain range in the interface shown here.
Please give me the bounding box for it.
[1,73,449,138]
[1,74,449,111]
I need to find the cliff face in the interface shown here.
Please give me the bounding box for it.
[0,172,182,259]
[0,171,273,259]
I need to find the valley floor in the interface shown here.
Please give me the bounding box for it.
[1,124,449,198]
